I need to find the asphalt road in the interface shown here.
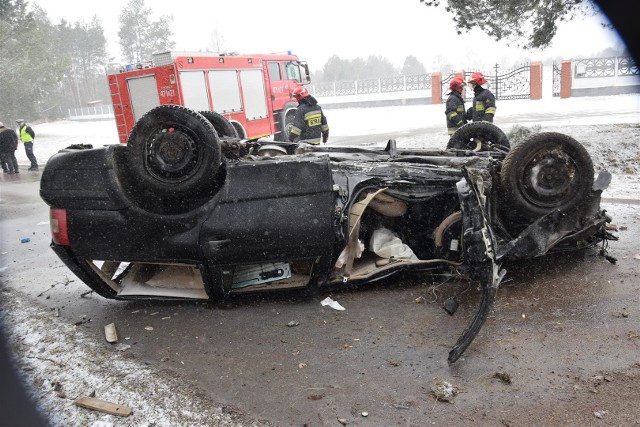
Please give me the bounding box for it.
[1,160,640,426]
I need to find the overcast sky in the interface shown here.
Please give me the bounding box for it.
[33,0,625,71]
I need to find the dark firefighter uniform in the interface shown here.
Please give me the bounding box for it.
[288,96,329,145]
[445,91,467,135]
[467,85,497,123]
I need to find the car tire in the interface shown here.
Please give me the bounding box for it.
[199,111,238,139]
[126,105,221,197]
[499,132,594,219]
[447,122,510,152]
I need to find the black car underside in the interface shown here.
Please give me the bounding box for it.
[39,105,617,363]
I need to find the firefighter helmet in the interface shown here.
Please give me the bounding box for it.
[467,72,487,86]
[291,86,310,101]
[448,77,464,92]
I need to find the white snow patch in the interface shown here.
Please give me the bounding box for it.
[1,294,262,427]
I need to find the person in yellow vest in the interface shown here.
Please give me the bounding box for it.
[16,119,38,171]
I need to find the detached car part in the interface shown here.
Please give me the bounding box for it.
[40,105,616,363]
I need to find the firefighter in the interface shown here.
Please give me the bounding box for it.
[288,87,329,145]
[16,119,38,171]
[444,77,467,135]
[465,72,496,123]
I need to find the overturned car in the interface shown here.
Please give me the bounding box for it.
[39,105,616,363]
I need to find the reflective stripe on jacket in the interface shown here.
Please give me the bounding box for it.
[470,86,496,123]
[289,98,329,145]
[445,92,466,135]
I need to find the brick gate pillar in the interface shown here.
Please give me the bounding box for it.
[432,72,442,104]
[560,60,572,99]
[530,62,543,100]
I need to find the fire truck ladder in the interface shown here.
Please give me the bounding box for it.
[108,77,128,143]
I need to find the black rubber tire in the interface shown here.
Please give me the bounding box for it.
[199,111,238,139]
[126,105,221,197]
[499,132,594,219]
[447,122,510,152]
[231,122,246,139]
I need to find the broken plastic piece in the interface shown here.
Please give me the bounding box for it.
[335,240,364,268]
[321,297,345,311]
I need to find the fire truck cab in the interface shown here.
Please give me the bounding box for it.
[107,51,311,143]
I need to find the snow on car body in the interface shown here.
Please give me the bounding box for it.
[39,105,616,362]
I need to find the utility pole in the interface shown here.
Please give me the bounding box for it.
[494,63,500,100]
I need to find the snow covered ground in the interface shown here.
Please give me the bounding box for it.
[2,297,254,427]
[17,93,640,200]
[2,93,639,426]
[20,94,640,165]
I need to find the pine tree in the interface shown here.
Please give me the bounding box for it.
[118,0,175,63]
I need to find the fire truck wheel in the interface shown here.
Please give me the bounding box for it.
[199,111,238,139]
[125,105,222,198]
[447,122,510,152]
[500,132,594,219]
[274,109,296,142]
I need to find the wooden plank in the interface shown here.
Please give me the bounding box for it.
[74,396,132,417]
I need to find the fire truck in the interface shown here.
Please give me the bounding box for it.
[107,51,311,143]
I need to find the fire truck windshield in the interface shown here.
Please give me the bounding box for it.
[285,62,301,82]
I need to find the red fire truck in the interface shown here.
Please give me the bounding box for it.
[107,51,311,143]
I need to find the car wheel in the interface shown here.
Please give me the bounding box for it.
[447,122,510,152]
[499,132,594,219]
[126,105,221,197]
[199,111,238,139]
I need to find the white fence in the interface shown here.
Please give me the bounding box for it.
[66,57,640,119]
[68,104,113,120]
[572,56,640,96]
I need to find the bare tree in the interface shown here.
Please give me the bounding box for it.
[208,26,227,53]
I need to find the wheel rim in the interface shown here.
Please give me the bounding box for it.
[460,133,498,151]
[145,126,199,182]
[520,147,579,209]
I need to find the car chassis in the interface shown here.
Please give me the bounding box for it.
[40,106,616,363]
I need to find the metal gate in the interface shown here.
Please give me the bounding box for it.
[552,62,561,97]
[441,63,531,103]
